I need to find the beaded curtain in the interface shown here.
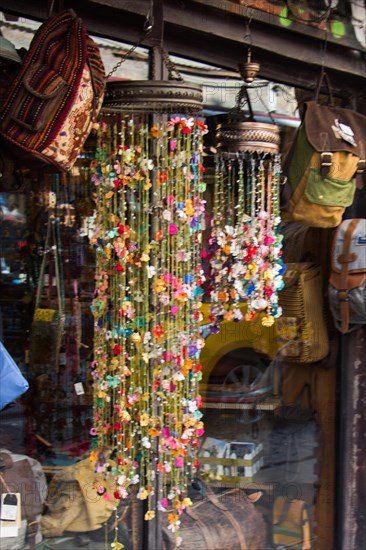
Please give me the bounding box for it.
[90,115,207,547]
[207,152,285,333]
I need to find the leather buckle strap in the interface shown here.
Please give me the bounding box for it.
[338,219,359,333]
[337,289,349,302]
[320,151,333,166]
[320,151,333,179]
[357,159,366,174]
[27,520,39,550]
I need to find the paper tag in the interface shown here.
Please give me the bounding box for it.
[0,492,21,537]
[0,494,18,521]
[332,119,356,146]
[49,191,57,208]
[74,382,85,395]
[338,120,353,136]
[0,493,22,536]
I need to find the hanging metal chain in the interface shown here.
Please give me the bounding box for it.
[107,19,153,79]
[158,45,184,81]
[106,0,183,82]
[285,0,333,23]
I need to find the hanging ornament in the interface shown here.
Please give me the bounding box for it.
[207,53,285,333]
[89,42,207,546]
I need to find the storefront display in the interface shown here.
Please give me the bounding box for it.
[2,1,365,549]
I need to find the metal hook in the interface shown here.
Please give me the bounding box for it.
[145,0,155,33]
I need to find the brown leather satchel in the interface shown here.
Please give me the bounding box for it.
[0,451,44,550]
[162,485,266,550]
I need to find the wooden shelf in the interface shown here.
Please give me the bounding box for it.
[202,397,281,411]
[205,479,274,490]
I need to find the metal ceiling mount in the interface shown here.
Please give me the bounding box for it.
[215,6,280,155]
[103,79,203,115]
[216,48,280,155]
[237,49,260,84]
[102,0,203,115]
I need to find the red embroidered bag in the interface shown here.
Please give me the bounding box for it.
[0,9,105,172]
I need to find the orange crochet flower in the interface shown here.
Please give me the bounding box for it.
[168,513,178,525]
[218,291,228,301]
[152,325,164,338]
[151,125,161,138]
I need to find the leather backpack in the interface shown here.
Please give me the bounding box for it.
[283,71,366,228]
[329,218,366,333]
[0,9,105,173]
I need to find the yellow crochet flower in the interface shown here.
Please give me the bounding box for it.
[138,489,149,500]
[119,410,131,422]
[153,277,166,293]
[140,413,150,427]
[111,541,124,549]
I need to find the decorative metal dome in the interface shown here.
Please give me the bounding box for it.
[216,53,280,155]
[103,79,203,115]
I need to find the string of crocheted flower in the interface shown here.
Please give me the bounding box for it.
[89,116,207,547]
[207,153,285,333]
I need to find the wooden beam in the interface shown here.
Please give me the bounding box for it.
[338,328,366,550]
[0,0,365,94]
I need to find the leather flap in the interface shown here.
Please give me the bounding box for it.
[304,100,366,157]
[0,452,14,470]
[329,271,366,291]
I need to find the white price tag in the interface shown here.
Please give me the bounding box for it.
[0,494,18,521]
[74,382,85,395]
[0,492,21,538]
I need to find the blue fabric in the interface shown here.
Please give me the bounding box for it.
[0,341,29,410]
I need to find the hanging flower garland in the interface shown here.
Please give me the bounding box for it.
[207,152,285,333]
[90,115,207,547]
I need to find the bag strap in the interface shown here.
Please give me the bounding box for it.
[34,192,64,318]
[20,459,39,550]
[337,219,359,333]
[34,209,63,315]
[302,505,312,550]
[294,383,312,408]
[314,69,334,107]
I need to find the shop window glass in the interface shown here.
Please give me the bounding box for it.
[0,11,333,550]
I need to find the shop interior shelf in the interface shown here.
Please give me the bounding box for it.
[202,397,281,411]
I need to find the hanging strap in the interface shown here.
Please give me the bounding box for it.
[314,69,335,178]
[337,218,359,333]
[314,68,334,106]
[34,194,64,320]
